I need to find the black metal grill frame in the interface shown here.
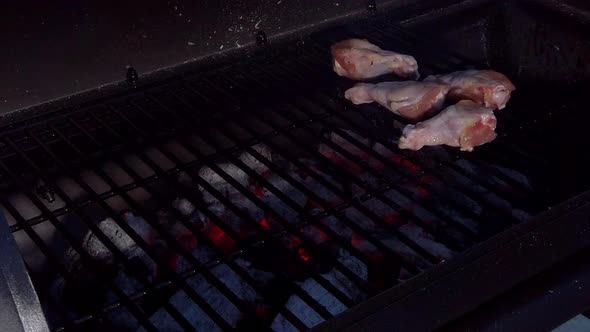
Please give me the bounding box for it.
[0,4,575,331]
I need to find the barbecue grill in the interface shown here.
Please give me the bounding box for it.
[2,0,590,331]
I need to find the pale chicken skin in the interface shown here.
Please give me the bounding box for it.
[426,70,515,110]
[331,39,419,80]
[345,81,450,121]
[398,100,497,151]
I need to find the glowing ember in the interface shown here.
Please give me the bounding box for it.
[383,207,413,227]
[255,306,266,317]
[369,252,384,262]
[420,174,437,184]
[253,184,265,198]
[305,199,323,210]
[416,186,429,197]
[319,147,364,175]
[351,233,363,247]
[297,247,311,262]
[206,223,235,254]
[383,212,401,225]
[178,232,198,251]
[259,217,271,230]
[390,155,421,172]
[290,237,302,248]
[316,230,329,242]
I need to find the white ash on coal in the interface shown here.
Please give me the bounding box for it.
[49,213,159,331]
[141,262,261,332]
[198,143,272,199]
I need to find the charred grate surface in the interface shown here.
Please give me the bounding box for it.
[0,11,554,332]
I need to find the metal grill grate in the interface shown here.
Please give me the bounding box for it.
[0,12,547,331]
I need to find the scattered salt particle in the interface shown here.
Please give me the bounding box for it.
[187,41,195,46]
[255,19,262,29]
[277,0,282,3]
[239,15,243,19]
[174,5,178,10]
[235,41,242,48]
[335,2,339,6]
[548,290,554,293]
[219,45,224,50]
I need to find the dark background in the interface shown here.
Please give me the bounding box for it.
[0,0,401,115]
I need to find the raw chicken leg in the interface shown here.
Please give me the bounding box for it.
[398,100,497,151]
[345,81,449,121]
[426,70,515,110]
[331,39,419,80]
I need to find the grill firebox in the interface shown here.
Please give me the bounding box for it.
[1,1,589,331]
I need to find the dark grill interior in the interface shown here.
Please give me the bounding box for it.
[1,2,589,331]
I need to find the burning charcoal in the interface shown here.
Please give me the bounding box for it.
[331,252,369,300]
[198,143,271,193]
[340,207,431,270]
[172,197,208,230]
[308,241,341,274]
[399,224,454,260]
[243,238,310,281]
[60,215,156,277]
[271,275,349,331]
[172,197,196,216]
[49,214,165,330]
[256,173,307,224]
[142,263,260,331]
